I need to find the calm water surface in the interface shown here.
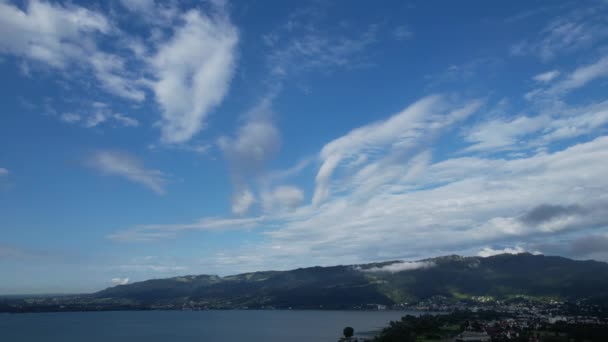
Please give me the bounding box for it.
[0,310,422,342]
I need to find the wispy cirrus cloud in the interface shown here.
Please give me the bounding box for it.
[510,4,608,60]
[151,8,238,143]
[87,151,168,194]
[313,95,482,205]
[106,89,608,272]
[0,0,239,144]
[60,102,139,128]
[533,70,560,83]
[108,216,265,242]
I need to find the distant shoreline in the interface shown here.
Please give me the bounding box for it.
[0,307,437,315]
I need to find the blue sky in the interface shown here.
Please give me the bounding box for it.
[1,0,608,294]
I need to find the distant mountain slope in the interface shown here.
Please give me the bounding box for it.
[94,254,608,308]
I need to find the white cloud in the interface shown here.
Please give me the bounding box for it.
[510,7,608,60]
[547,55,608,95]
[477,246,540,257]
[533,70,560,83]
[232,189,255,215]
[0,1,144,102]
[262,185,304,212]
[0,168,8,176]
[217,104,281,173]
[0,1,241,143]
[111,277,129,285]
[60,103,140,129]
[0,0,110,68]
[393,25,413,41]
[464,115,550,152]
[60,113,81,123]
[362,261,435,273]
[88,151,167,194]
[218,96,282,214]
[107,92,608,272]
[89,52,145,102]
[313,95,482,205]
[267,23,378,77]
[151,9,238,143]
[112,113,140,127]
[108,216,265,242]
[118,264,187,273]
[470,90,608,153]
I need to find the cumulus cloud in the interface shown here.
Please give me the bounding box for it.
[87,151,168,194]
[362,261,436,273]
[151,9,238,143]
[111,277,129,286]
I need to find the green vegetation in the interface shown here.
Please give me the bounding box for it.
[369,311,608,342]
[93,254,608,309]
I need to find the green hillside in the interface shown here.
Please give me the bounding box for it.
[94,254,608,308]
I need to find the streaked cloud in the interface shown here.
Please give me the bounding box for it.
[361,261,435,273]
[87,151,168,194]
[313,95,482,205]
[108,102,608,271]
[546,55,608,95]
[533,70,560,83]
[108,216,265,242]
[510,5,608,60]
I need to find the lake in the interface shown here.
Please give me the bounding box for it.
[0,310,422,341]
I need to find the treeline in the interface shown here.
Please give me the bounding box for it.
[368,311,608,342]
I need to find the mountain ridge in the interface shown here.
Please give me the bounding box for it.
[94,253,608,309]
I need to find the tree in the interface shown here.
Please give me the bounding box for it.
[343,326,354,340]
